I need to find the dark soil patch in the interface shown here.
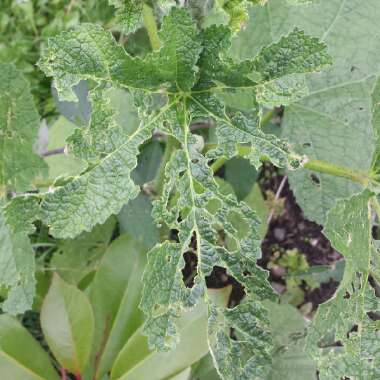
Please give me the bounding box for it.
[259,163,341,310]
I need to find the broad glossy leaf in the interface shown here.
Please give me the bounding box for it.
[0,315,60,380]
[89,235,147,379]
[110,302,209,380]
[0,63,46,191]
[41,274,95,375]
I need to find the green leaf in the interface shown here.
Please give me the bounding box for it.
[252,28,331,81]
[40,274,95,375]
[208,298,273,380]
[39,8,202,100]
[0,315,60,380]
[7,8,334,379]
[118,194,159,249]
[110,301,209,380]
[306,191,380,379]
[44,116,87,182]
[89,235,147,380]
[50,217,116,285]
[224,157,258,200]
[264,302,316,380]
[0,206,35,315]
[110,0,143,34]
[0,63,46,192]
[39,95,168,239]
[370,77,380,176]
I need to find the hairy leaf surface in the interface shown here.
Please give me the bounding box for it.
[0,64,46,192]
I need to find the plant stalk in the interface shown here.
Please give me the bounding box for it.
[303,159,370,187]
[142,3,161,51]
[211,145,371,187]
[141,3,179,196]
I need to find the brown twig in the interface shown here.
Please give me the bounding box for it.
[267,175,288,225]
[60,368,68,380]
[41,147,66,157]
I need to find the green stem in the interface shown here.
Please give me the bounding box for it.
[260,109,276,128]
[303,159,370,187]
[211,157,227,173]
[140,4,178,196]
[211,148,371,187]
[142,3,161,51]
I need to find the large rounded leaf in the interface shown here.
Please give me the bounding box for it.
[40,274,94,375]
[0,315,60,380]
[110,302,209,380]
[232,0,380,223]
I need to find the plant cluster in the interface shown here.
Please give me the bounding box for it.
[0,1,379,379]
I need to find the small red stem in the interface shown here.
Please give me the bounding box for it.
[60,368,68,380]
[76,374,82,380]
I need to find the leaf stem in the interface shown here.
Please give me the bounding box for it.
[260,109,276,127]
[211,144,371,187]
[141,2,178,197]
[303,159,370,187]
[142,3,161,51]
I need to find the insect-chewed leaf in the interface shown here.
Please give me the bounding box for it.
[39,8,202,100]
[109,0,143,34]
[140,241,190,351]
[4,8,336,378]
[0,63,46,192]
[252,28,331,81]
[67,87,127,162]
[208,298,273,380]
[306,191,380,379]
[140,100,276,376]
[39,101,167,239]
